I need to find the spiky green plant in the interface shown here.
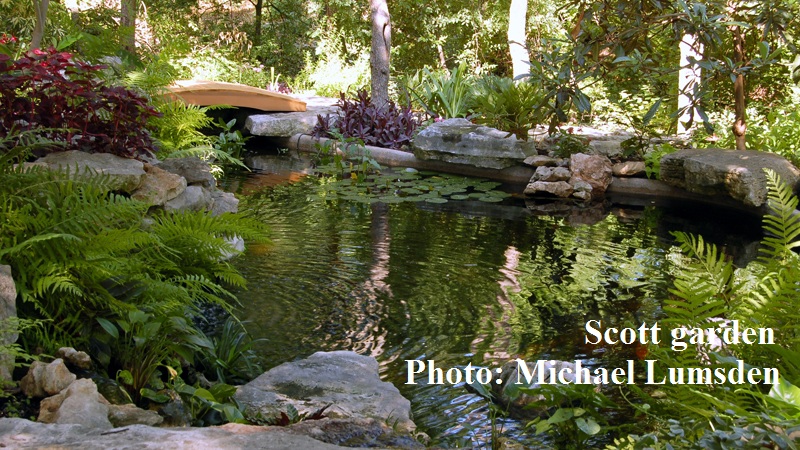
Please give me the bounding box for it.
[623,169,800,446]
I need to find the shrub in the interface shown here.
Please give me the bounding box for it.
[312,90,421,150]
[470,76,545,140]
[0,48,161,159]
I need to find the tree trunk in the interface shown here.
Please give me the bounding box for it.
[254,0,263,47]
[507,0,529,80]
[369,0,391,109]
[732,25,747,150]
[31,0,49,50]
[677,34,703,134]
[120,0,137,53]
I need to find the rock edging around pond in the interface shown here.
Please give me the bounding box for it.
[0,351,423,449]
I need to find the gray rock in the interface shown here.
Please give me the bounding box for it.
[612,161,646,177]
[107,404,164,427]
[572,180,594,201]
[246,101,339,137]
[523,181,573,198]
[156,157,216,188]
[220,235,246,261]
[235,351,415,433]
[163,186,213,213]
[39,378,112,430]
[210,191,239,216]
[37,150,145,193]
[131,164,187,206]
[412,118,534,169]
[19,359,76,398]
[660,148,800,207]
[523,155,562,167]
[55,348,92,370]
[532,166,570,182]
[0,418,402,449]
[569,153,613,197]
[0,266,17,385]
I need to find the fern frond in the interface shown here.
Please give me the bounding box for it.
[761,169,800,263]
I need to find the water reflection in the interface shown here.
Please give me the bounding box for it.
[229,172,761,447]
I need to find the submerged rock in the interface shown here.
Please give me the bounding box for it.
[235,350,416,433]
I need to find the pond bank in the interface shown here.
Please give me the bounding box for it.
[264,134,772,218]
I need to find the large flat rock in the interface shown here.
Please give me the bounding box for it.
[660,148,800,207]
[245,97,338,137]
[234,351,415,433]
[412,118,534,169]
[37,151,145,193]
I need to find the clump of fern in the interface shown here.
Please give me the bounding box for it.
[0,137,268,407]
[125,65,247,173]
[621,170,800,446]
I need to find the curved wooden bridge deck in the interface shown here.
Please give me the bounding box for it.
[167,80,307,112]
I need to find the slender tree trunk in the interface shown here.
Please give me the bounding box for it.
[437,44,446,69]
[254,0,263,47]
[507,0,529,80]
[732,25,747,150]
[369,0,391,109]
[120,0,137,53]
[31,0,49,50]
[677,34,703,134]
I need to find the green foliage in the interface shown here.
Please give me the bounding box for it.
[525,383,616,448]
[644,143,677,180]
[552,130,589,158]
[0,131,269,412]
[195,317,263,385]
[621,169,800,446]
[403,63,475,119]
[470,76,546,140]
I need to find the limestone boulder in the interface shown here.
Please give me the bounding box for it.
[523,181,573,198]
[210,190,239,216]
[157,157,216,188]
[412,118,534,169]
[569,153,613,196]
[55,347,92,370]
[38,378,112,430]
[163,185,213,213]
[37,150,145,193]
[107,404,164,427]
[246,99,339,138]
[235,351,415,433]
[612,161,646,177]
[523,155,562,167]
[19,359,76,398]
[660,148,800,207]
[0,265,17,384]
[533,166,571,182]
[131,164,187,206]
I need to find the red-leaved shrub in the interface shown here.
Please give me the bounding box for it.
[312,90,421,150]
[0,48,161,158]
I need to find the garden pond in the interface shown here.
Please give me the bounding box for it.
[222,161,763,448]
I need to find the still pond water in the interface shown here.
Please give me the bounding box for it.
[224,165,761,448]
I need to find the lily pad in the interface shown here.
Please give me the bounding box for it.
[425,197,448,204]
